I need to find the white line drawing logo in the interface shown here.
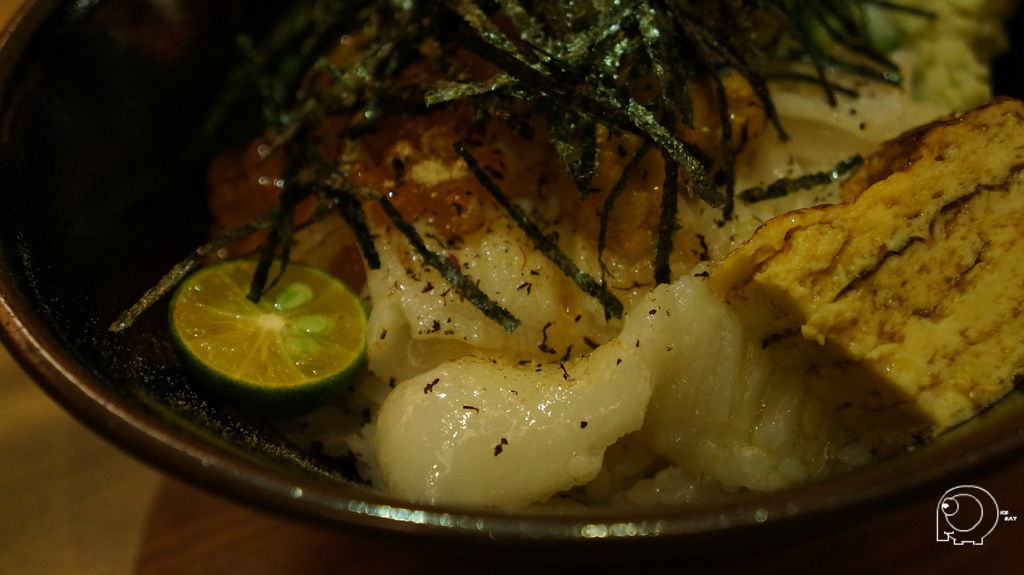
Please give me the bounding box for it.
[936,485,1001,545]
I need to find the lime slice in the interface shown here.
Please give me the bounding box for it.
[169,259,367,416]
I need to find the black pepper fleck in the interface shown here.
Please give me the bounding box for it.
[559,362,575,382]
[494,437,509,456]
[559,345,573,364]
[538,322,558,354]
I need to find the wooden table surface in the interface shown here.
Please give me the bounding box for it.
[3,2,1024,573]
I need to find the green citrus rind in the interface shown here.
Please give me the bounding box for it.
[168,259,367,416]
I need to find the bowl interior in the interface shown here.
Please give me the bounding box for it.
[2,0,1024,555]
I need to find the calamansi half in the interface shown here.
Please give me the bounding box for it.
[168,259,367,416]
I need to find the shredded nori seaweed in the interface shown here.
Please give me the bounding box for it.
[377,193,522,333]
[737,155,865,204]
[455,142,625,319]
[114,0,923,333]
[598,140,652,319]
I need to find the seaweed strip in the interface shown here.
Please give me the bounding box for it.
[455,142,624,319]
[109,211,280,332]
[654,157,680,285]
[597,140,652,318]
[560,2,632,65]
[212,0,366,137]
[575,120,599,189]
[636,2,688,129]
[789,4,840,105]
[806,1,894,71]
[738,154,864,203]
[499,0,544,44]
[814,54,902,86]
[711,70,737,220]
[621,99,722,207]
[247,184,299,302]
[449,3,724,207]
[550,112,599,190]
[667,4,788,141]
[326,188,381,269]
[764,72,861,98]
[453,0,531,64]
[377,195,521,333]
[424,74,517,107]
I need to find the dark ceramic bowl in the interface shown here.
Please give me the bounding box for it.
[2,0,1024,560]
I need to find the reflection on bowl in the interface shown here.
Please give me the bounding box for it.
[1,0,1023,560]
